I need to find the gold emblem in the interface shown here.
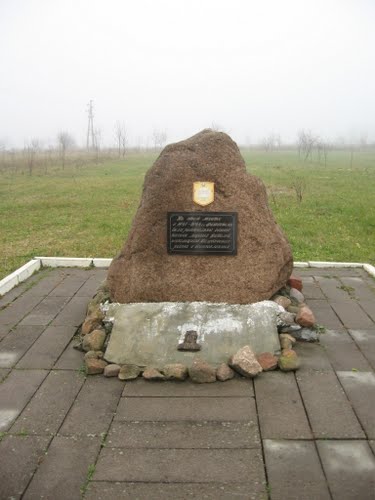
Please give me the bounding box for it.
[193,182,214,206]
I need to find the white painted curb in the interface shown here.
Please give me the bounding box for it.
[0,259,41,296]
[0,258,374,297]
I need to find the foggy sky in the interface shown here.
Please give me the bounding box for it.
[1,0,374,148]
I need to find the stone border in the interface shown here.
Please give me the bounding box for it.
[1,257,374,297]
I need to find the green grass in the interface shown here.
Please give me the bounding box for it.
[0,149,374,280]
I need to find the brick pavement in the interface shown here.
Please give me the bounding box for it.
[0,266,374,499]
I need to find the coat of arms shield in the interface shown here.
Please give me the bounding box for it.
[193,182,215,206]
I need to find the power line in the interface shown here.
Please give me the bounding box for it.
[86,100,95,150]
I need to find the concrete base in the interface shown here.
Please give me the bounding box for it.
[104,301,281,368]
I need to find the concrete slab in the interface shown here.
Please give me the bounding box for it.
[294,342,333,372]
[51,295,91,326]
[105,301,281,367]
[349,329,375,369]
[76,274,106,297]
[53,340,85,370]
[122,378,253,397]
[0,293,43,327]
[115,396,256,422]
[301,280,325,299]
[59,376,123,436]
[296,371,365,438]
[331,300,374,329]
[48,276,87,296]
[10,370,84,435]
[317,440,375,500]
[0,435,51,500]
[0,369,48,431]
[307,299,343,329]
[19,295,70,326]
[341,277,375,300]
[336,371,375,438]
[0,368,9,382]
[85,482,253,500]
[360,300,375,322]
[93,447,266,485]
[23,435,101,500]
[254,372,312,439]
[316,276,353,301]
[320,329,373,371]
[264,440,330,500]
[16,325,76,369]
[107,420,261,449]
[0,325,45,368]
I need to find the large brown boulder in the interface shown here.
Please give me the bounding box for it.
[108,129,293,304]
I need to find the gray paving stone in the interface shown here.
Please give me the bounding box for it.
[360,299,375,322]
[60,376,123,436]
[16,325,76,369]
[349,329,375,369]
[53,340,85,370]
[341,276,375,300]
[107,420,260,449]
[115,396,256,422]
[307,299,343,329]
[294,341,333,372]
[331,300,374,329]
[264,439,330,500]
[316,276,352,301]
[0,368,9,382]
[336,371,375,439]
[11,370,84,435]
[19,295,70,326]
[0,434,51,500]
[298,268,363,277]
[76,274,105,297]
[122,378,253,397]
[0,369,48,431]
[369,440,375,456]
[317,440,375,500]
[23,270,64,296]
[254,372,312,439]
[0,281,29,308]
[0,324,12,342]
[320,329,373,371]
[94,447,266,485]
[51,295,91,326]
[48,276,87,297]
[23,435,101,500]
[0,293,43,326]
[0,325,44,368]
[85,482,253,500]
[301,279,325,299]
[296,370,364,438]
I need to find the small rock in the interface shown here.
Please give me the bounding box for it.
[289,287,305,304]
[279,333,294,350]
[85,358,107,375]
[143,367,165,381]
[104,364,121,377]
[289,328,319,342]
[81,310,104,335]
[273,295,292,309]
[296,304,315,327]
[278,349,300,371]
[288,275,303,291]
[287,305,299,314]
[163,363,188,381]
[82,329,106,352]
[84,350,104,360]
[216,363,235,381]
[118,364,141,380]
[229,345,263,378]
[256,352,278,371]
[189,358,216,384]
[279,311,296,325]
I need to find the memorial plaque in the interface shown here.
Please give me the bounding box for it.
[167,212,237,255]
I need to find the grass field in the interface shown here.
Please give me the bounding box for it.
[1,148,374,280]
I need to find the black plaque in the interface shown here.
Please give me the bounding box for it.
[167,212,237,255]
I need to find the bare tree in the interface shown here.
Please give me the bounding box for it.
[152,129,167,150]
[25,139,40,175]
[115,121,127,157]
[261,133,281,152]
[57,131,75,169]
[297,130,318,161]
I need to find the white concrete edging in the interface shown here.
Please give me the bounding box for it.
[0,258,374,297]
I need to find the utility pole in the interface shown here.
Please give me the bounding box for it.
[86,100,95,150]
